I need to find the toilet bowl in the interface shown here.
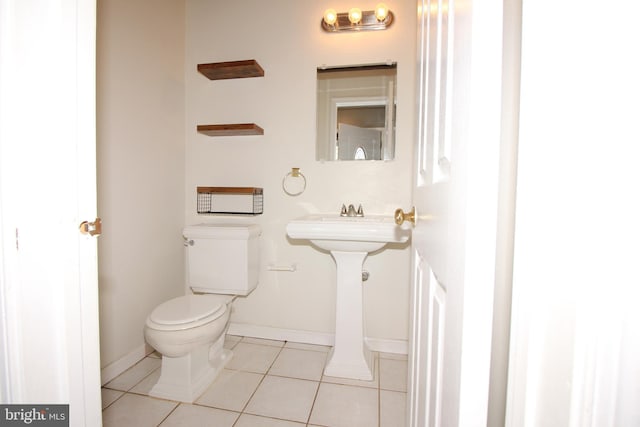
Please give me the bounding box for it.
[144,294,233,402]
[143,224,260,403]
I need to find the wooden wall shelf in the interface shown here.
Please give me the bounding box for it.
[197,60,264,80]
[197,123,264,137]
[196,60,264,136]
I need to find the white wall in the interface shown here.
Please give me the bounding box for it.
[97,0,186,369]
[185,0,416,344]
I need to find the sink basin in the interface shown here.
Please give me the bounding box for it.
[286,214,410,252]
[286,213,411,380]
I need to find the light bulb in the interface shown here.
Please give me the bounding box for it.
[323,8,337,26]
[375,3,389,21]
[348,7,362,24]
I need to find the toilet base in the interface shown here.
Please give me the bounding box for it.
[149,334,231,403]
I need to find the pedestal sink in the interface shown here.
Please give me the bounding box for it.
[286,214,410,380]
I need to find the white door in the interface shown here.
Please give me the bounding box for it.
[407,0,507,425]
[506,1,640,425]
[338,123,382,160]
[0,0,101,425]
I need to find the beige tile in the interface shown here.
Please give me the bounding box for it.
[102,393,177,427]
[196,369,263,412]
[241,337,285,347]
[380,390,407,427]
[309,382,378,427]
[379,351,408,361]
[380,357,408,392]
[245,376,319,423]
[101,388,124,409]
[284,341,331,353]
[159,403,239,427]
[224,334,242,349]
[129,368,161,395]
[234,413,306,427]
[226,342,281,374]
[268,348,327,381]
[101,336,385,426]
[104,357,161,391]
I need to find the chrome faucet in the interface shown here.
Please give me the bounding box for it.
[340,204,364,217]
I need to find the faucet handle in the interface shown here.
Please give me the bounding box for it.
[356,205,364,217]
[340,204,348,216]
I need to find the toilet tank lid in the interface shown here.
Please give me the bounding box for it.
[183,223,261,239]
[149,294,229,326]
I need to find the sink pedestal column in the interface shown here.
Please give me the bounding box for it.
[324,250,374,381]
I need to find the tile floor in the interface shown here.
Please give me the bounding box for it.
[102,335,407,427]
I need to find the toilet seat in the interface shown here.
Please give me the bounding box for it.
[146,294,231,331]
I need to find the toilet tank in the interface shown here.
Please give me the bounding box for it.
[183,224,261,296]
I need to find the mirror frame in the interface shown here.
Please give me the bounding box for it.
[316,63,397,161]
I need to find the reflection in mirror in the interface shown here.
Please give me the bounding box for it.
[316,63,397,161]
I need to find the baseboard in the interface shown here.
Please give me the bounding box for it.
[100,342,154,385]
[100,325,408,385]
[365,337,408,355]
[228,322,408,355]
[228,322,334,346]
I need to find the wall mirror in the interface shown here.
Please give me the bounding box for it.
[316,63,397,161]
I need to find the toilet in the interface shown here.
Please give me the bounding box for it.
[144,223,260,403]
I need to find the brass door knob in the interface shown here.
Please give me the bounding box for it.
[394,207,416,226]
[79,218,102,236]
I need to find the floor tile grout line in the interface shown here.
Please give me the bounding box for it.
[378,354,382,427]
[305,374,323,426]
[239,336,287,348]
[154,401,180,427]
[378,377,382,427]
[265,372,324,383]
[237,371,267,415]
[101,361,161,410]
[282,342,332,354]
[232,341,286,422]
[190,400,241,416]
[127,363,161,393]
[240,341,327,425]
[237,413,312,427]
[100,389,127,411]
[103,357,161,394]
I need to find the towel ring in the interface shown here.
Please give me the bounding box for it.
[282,167,306,196]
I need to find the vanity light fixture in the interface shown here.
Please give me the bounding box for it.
[348,8,362,24]
[323,8,338,26]
[321,3,394,32]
